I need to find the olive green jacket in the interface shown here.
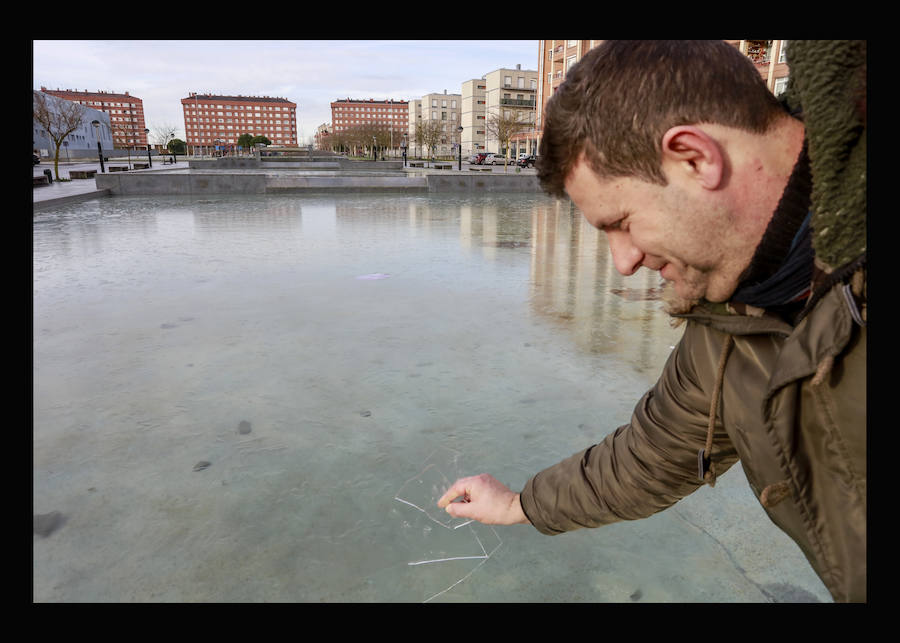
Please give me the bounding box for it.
[521,39,867,604]
[519,272,866,602]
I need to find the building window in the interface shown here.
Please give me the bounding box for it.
[779,40,789,63]
[774,76,789,96]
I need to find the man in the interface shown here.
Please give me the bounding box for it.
[438,41,866,602]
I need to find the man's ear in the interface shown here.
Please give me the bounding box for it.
[660,125,725,190]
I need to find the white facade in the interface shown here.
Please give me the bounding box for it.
[407,91,461,158]
[461,78,487,157]
[482,65,539,157]
[32,91,113,159]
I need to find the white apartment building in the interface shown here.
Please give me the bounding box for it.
[407,90,462,158]
[461,78,487,156]
[461,64,539,159]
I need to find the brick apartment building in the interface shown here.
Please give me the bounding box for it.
[536,40,792,149]
[181,93,298,155]
[39,87,147,150]
[325,98,409,152]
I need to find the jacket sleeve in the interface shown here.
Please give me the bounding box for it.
[519,325,740,535]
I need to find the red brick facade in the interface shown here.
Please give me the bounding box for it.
[182,93,298,152]
[39,87,147,149]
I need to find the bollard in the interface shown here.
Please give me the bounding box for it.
[43,169,53,184]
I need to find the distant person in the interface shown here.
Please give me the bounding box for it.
[438,40,866,602]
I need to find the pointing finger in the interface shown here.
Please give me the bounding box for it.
[437,478,471,508]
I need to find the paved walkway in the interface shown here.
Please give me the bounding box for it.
[33,160,190,209]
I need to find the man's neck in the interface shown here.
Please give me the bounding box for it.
[733,116,806,234]
[730,118,813,313]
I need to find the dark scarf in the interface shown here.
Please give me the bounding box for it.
[731,141,814,313]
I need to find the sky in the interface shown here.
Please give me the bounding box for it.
[33,40,539,144]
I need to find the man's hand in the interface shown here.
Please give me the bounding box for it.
[437,474,531,526]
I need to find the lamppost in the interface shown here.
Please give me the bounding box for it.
[457,125,464,171]
[91,120,105,173]
[169,130,177,165]
[144,128,152,167]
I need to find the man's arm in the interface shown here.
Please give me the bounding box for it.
[438,325,740,534]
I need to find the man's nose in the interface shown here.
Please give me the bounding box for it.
[607,231,644,276]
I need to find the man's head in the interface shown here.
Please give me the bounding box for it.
[538,41,803,303]
[538,40,787,195]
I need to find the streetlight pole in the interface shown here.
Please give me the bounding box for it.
[457,125,463,170]
[144,128,152,167]
[91,120,105,173]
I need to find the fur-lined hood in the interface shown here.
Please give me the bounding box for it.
[784,40,866,274]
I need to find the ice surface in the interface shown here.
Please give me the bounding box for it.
[32,194,831,602]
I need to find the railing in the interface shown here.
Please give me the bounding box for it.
[500,98,536,107]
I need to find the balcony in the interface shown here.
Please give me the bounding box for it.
[500,98,536,107]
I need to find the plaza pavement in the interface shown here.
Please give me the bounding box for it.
[33,159,190,210]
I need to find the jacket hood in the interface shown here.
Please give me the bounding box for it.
[784,40,866,273]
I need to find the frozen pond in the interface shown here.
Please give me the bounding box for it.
[33,193,830,602]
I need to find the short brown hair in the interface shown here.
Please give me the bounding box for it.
[537,40,788,197]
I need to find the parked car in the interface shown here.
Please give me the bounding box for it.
[517,154,537,168]
[485,153,505,165]
[33,154,40,165]
[468,152,487,165]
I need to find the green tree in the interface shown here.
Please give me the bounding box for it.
[168,138,186,155]
[237,133,255,153]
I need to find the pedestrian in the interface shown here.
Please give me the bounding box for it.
[438,40,866,602]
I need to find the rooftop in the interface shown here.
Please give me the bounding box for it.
[184,93,296,104]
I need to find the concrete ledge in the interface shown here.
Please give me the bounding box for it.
[92,168,541,195]
[267,175,427,192]
[96,172,267,195]
[426,173,542,192]
[33,188,111,210]
[261,161,343,170]
[189,157,405,171]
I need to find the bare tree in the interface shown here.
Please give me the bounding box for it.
[416,120,443,166]
[112,123,134,169]
[32,91,86,181]
[485,110,532,172]
[148,123,178,152]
